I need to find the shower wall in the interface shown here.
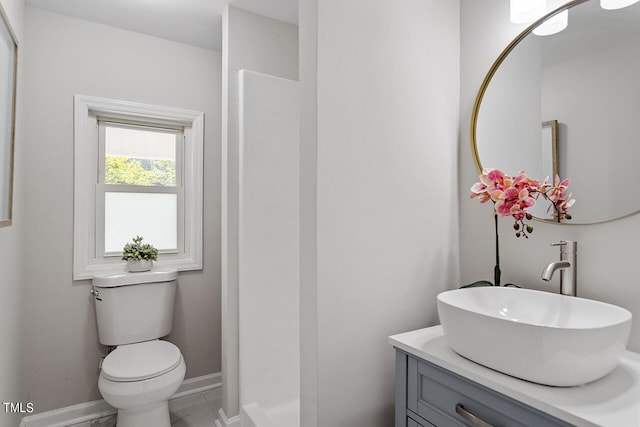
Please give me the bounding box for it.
[237,70,300,425]
[220,7,298,420]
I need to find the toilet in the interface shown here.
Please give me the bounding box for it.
[91,268,185,427]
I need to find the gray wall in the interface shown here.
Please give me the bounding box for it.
[21,7,221,412]
[541,35,640,221]
[459,0,640,352]
[300,0,461,425]
[0,0,24,425]
[299,0,318,424]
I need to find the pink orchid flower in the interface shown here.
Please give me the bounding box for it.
[470,169,574,238]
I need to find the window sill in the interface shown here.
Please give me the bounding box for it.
[73,254,202,281]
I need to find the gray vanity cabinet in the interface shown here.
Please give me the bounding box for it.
[395,351,575,427]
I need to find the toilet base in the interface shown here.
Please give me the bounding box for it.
[116,400,170,427]
[98,352,185,427]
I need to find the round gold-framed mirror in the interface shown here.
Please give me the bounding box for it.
[470,0,640,224]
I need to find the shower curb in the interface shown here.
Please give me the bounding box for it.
[215,407,241,427]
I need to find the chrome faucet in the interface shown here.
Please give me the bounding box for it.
[541,241,577,296]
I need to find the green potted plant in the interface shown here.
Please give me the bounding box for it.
[122,235,158,272]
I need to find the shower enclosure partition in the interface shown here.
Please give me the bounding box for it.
[237,70,300,427]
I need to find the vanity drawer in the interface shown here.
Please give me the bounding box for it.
[408,357,573,427]
[407,410,440,427]
[407,415,434,427]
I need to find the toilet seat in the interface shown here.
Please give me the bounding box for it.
[102,340,182,382]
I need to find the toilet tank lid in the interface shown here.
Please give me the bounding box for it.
[92,268,178,287]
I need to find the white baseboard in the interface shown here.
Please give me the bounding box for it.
[18,399,115,427]
[171,372,221,399]
[19,371,221,427]
[215,407,241,427]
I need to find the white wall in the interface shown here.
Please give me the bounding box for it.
[220,6,298,419]
[460,0,640,352]
[0,0,24,425]
[300,1,461,425]
[21,7,221,412]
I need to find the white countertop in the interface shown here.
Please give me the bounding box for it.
[389,325,640,427]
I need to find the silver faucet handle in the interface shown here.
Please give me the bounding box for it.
[551,240,577,253]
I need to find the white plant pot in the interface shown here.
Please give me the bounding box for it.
[126,259,153,272]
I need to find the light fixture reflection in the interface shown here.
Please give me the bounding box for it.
[533,9,568,35]
[601,0,640,9]
[510,0,546,23]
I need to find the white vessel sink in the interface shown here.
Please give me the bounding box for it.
[437,287,632,387]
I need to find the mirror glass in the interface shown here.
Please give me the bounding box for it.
[473,0,640,224]
[0,6,16,228]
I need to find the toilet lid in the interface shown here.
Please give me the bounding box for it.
[102,340,182,382]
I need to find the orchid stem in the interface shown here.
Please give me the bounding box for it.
[494,213,501,286]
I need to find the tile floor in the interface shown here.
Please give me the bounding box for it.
[67,388,221,427]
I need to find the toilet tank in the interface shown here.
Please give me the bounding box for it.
[91,269,178,346]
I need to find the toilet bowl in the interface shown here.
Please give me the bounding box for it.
[98,340,186,427]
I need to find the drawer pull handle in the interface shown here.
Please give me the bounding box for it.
[455,404,494,427]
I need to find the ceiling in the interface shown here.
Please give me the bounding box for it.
[24,0,299,50]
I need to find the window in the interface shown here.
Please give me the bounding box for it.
[99,122,182,255]
[74,95,203,279]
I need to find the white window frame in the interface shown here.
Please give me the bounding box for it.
[73,95,204,280]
